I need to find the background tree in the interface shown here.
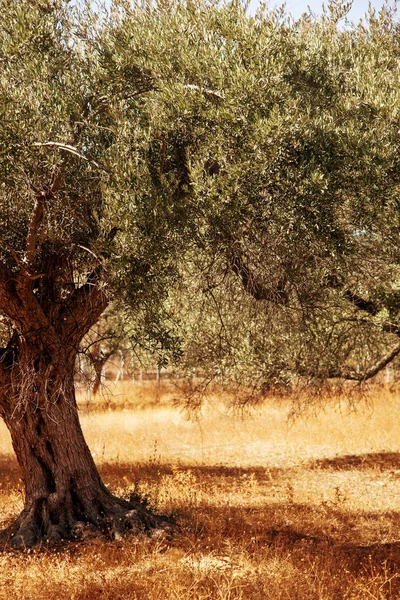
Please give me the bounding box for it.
[79,306,133,396]
[0,0,400,549]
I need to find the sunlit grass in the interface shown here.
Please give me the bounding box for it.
[79,383,400,470]
[1,383,400,598]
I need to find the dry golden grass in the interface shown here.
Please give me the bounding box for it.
[1,382,400,598]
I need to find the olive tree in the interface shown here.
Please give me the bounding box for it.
[1,0,400,548]
[0,0,186,547]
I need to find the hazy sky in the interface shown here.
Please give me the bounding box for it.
[95,0,397,22]
[248,0,397,22]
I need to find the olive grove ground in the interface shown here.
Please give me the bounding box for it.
[0,382,400,599]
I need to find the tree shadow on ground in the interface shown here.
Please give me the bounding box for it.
[3,454,400,584]
[98,461,286,485]
[100,460,400,556]
[175,502,400,583]
[309,451,400,471]
[98,460,400,573]
[99,452,400,482]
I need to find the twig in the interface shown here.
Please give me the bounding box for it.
[31,142,109,172]
[184,84,225,101]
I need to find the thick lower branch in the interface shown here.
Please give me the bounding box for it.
[231,253,289,305]
[342,289,379,316]
[297,342,400,382]
[331,342,400,381]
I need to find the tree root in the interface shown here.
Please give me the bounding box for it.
[0,493,175,551]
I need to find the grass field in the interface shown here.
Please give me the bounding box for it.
[1,382,400,599]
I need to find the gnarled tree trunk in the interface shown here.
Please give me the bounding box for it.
[0,264,171,549]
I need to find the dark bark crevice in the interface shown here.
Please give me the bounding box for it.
[35,454,56,494]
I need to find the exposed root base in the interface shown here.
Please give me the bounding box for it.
[0,495,175,551]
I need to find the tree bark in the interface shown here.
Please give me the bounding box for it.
[0,339,171,549]
[0,267,172,549]
[91,359,106,396]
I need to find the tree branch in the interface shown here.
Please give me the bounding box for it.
[26,199,46,265]
[0,260,67,365]
[325,274,381,315]
[24,167,61,265]
[338,287,400,337]
[58,227,121,344]
[325,276,400,336]
[31,142,109,172]
[342,289,379,316]
[326,342,400,382]
[60,267,109,347]
[184,84,225,102]
[231,253,289,305]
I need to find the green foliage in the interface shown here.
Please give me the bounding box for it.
[1,0,400,386]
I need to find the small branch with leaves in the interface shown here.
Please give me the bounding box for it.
[31,142,109,172]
